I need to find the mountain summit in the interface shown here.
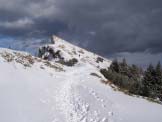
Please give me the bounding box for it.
[38,35,111,69]
[0,36,162,122]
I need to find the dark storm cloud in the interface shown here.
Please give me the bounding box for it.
[0,0,162,55]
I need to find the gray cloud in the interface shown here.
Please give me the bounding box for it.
[54,0,162,54]
[111,52,162,68]
[0,0,162,62]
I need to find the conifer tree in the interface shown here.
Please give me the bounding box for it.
[120,58,128,75]
[130,64,140,81]
[110,59,120,73]
[155,61,162,84]
[155,61,162,99]
[142,64,156,97]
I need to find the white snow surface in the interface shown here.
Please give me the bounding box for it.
[0,38,162,122]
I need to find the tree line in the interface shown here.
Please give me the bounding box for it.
[100,59,162,101]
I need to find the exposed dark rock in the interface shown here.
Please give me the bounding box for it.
[96,57,104,63]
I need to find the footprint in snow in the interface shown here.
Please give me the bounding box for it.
[100,118,108,122]
[102,104,106,108]
[108,111,113,116]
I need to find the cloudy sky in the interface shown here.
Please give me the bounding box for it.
[0,0,162,67]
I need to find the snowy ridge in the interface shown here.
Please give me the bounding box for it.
[39,35,111,69]
[0,36,162,122]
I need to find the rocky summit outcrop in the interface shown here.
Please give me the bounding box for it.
[38,35,111,68]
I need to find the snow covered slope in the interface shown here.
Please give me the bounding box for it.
[0,37,162,122]
[38,35,111,69]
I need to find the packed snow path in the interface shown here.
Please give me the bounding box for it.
[49,64,162,122]
[54,64,115,122]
